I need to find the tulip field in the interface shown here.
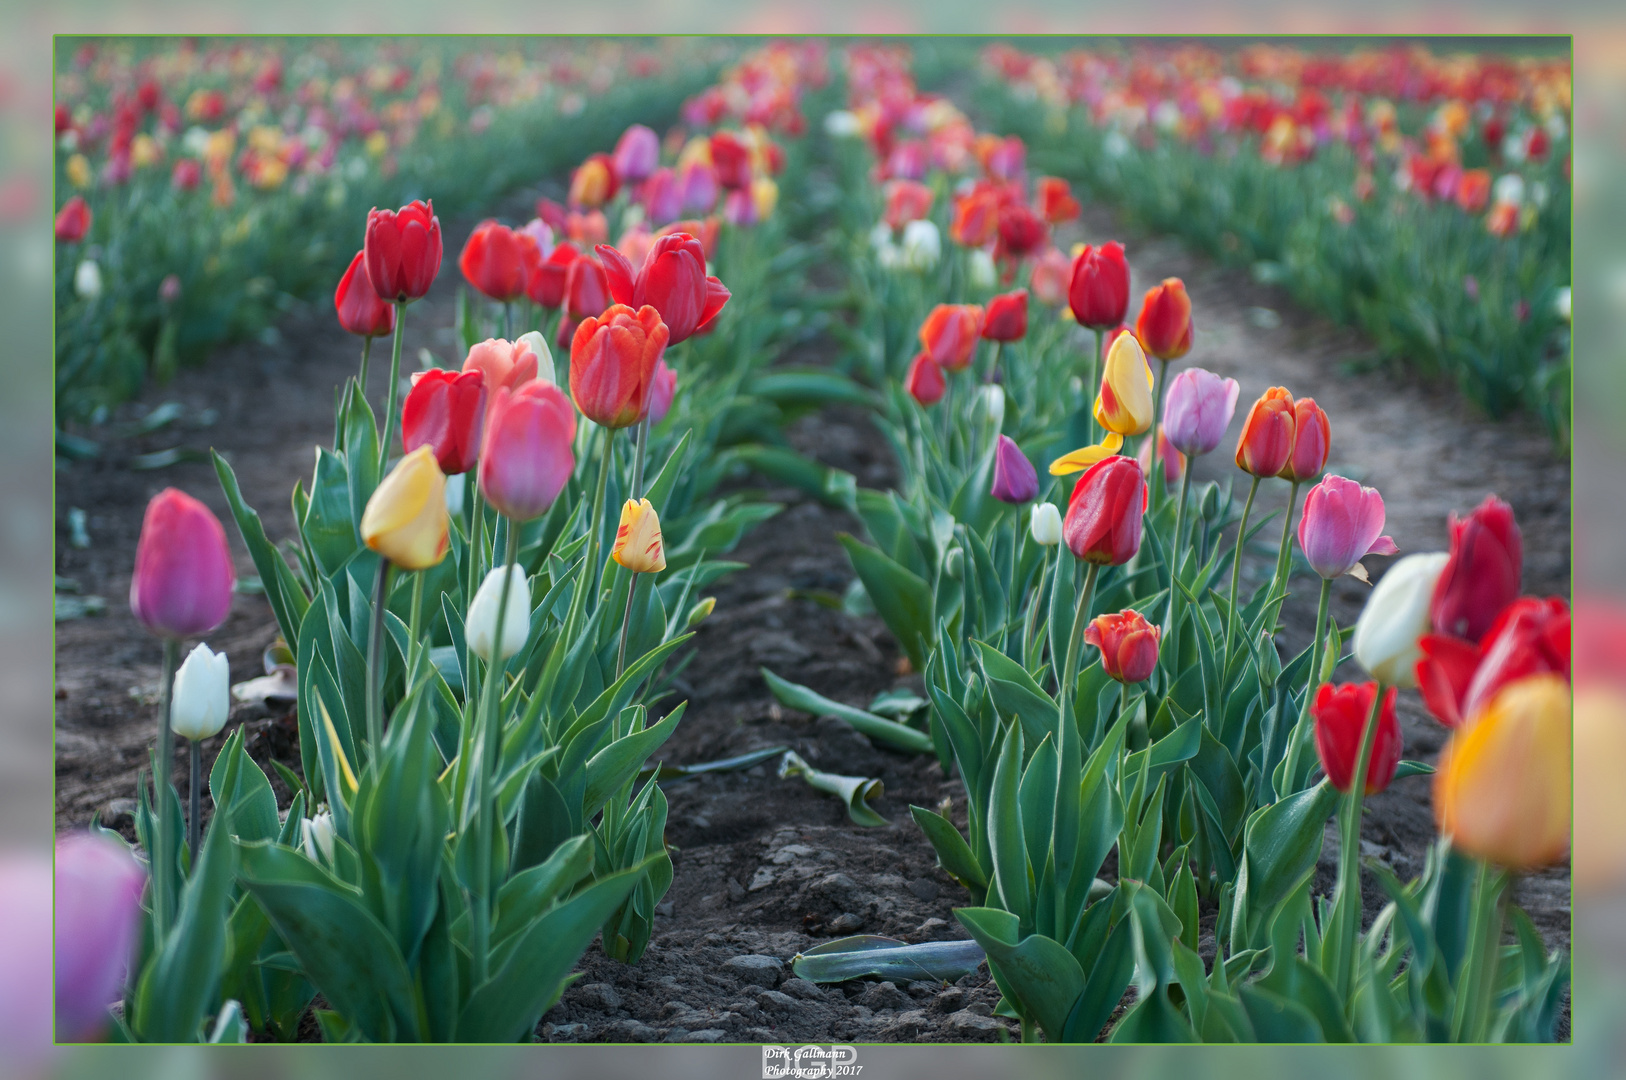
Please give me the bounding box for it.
[53,37,1571,1045]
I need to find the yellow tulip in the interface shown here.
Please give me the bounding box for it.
[1434,674,1571,871]
[1094,330,1155,437]
[1048,433,1124,476]
[751,176,779,221]
[612,498,666,574]
[66,153,91,189]
[360,445,449,570]
[1574,685,1626,892]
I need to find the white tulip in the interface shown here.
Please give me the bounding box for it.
[301,811,335,864]
[444,471,466,517]
[1352,551,1449,688]
[979,383,1006,430]
[516,330,555,385]
[1554,286,1571,322]
[1493,173,1525,208]
[170,642,230,741]
[74,260,102,300]
[1030,503,1063,547]
[466,564,531,663]
[823,110,861,138]
[967,248,997,290]
[900,219,941,271]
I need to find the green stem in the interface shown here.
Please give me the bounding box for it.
[365,559,392,759]
[187,740,201,868]
[407,570,425,668]
[358,334,373,397]
[469,523,521,986]
[1331,680,1387,999]
[631,411,651,500]
[1458,862,1506,1042]
[1268,480,1302,623]
[584,426,616,611]
[1163,464,1194,646]
[1280,578,1333,798]
[153,636,180,941]
[985,339,1002,385]
[1089,327,1103,444]
[616,573,640,679]
[378,300,407,478]
[1223,476,1262,666]
[463,483,484,711]
[1151,358,1170,506]
[504,300,513,340]
[1023,546,1052,668]
[1058,563,1103,728]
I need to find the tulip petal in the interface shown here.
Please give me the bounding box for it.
[596,244,637,306]
[1367,535,1399,557]
[1048,433,1123,476]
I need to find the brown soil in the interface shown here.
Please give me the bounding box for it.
[54,199,1570,1042]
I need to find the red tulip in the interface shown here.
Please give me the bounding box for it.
[564,255,611,321]
[1234,387,1296,478]
[526,241,578,310]
[1134,278,1193,361]
[478,379,578,521]
[1064,454,1148,565]
[402,369,486,475]
[458,219,526,302]
[569,304,669,429]
[596,232,730,345]
[1417,596,1569,729]
[171,158,202,191]
[982,290,1028,342]
[1068,241,1130,330]
[54,196,91,243]
[918,304,984,372]
[996,201,1047,259]
[1430,495,1522,644]
[710,131,753,190]
[904,351,946,406]
[130,488,235,639]
[1312,681,1401,795]
[365,199,442,303]
[1036,176,1080,224]
[334,250,396,339]
[950,185,1000,248]
[1279,397,1330,482]
[883,179,934,229]
[1084,609,1161,683]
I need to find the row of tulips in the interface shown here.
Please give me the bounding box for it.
[52,36,724,427]
[970,41,1570,440]
[54,40,840,1043]
[764,42,1569,1043]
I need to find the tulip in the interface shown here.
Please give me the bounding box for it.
[900,220,942,271]
[171,157,202,191]
[364,199,442,303]
[1161,367,1239,458]
[569,304,669,430]
[751,177,779,221]
[54,833,146,1042]
[1068,242,1130,331]
[1136,426,1185,486]
[514,331,557,386]
[1030,246,1072,308]
[596,232,730,345]
[643,358,677,425]
[996,201,1047,259]
[1134,278,1194,361]
[919,304,984,372]
[478,379,578,521]
[402,368,486,475]
[361,446,450,570]
[334,250,395,338]
[612,123,660,185]
[131,488,236,639]
[1234,386,1296,478]
[1064,455,1148,566]
[1430,495,1522,644]
[568,153,619,208]
[982,289,1028,343]
[1030,502,1063,546]
[462,337,540,414]
[1279,397,1331,482]
[968,249,999,290]
[1311,681,1401,795]
[526,241,578,310]
[905,352,946,406]
[55,195,91,243]
[950,186,1000,248]
[615,222,656,269]
[74,260,102,301]
[466,564,532,662]
[1418,596,1570,729]
[1434,674,1571,870]
[1297,475,1399,581]
[1085,609,1161,683]
[710,131,753,190]
[1094,330,1155,437]
[677,159,719,214]
[564,256,611,322]
[613,498,667,573]
[1036,176,1081,224]
[640,167,682,224]
[170,642,229,741]
[991,435,1038,504]
[883,178,934,228]
[301,811,335,864]
[458,219,526,302]
[1352,551,1450,688]
[978,384,1006,431]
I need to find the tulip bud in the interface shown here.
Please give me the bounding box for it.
[478,379,578,521]
[1279,397,1331,482]
[900,219,942,271]
[1094,330,1155,437]
[1311,681,1402,794]
[55,195,92,243]
[1234,387,1296,478]
[467,564,532,663]
[612,123,660,185]
[54,833,146,1042]
[364,200,442,303]
[402,369,486,475]
[334,249,395,338]
[1430,495,1522,644]
[514,331,556,386]
[978,384,1006,430]
[904,352,946,406]
[686,596,717,628]
[1084,609,1161,683]
[569,304,669,429]
[74,259,103,300]
[130,488,236,639]
[1352,552,1450,687]
[950,186,1000,248]
[301,811,335,864]
[1068,241,1130,330]
[919,304,984,372]
[1030,502,1063,546]
[1434,674,1571,870]
[613,498,667,574]
[361,446,450,570]
[1134,278,1194,360]
[990,435,1039,505]
[982,289,1028,342]
[1162,367,1239,458]
[170,642,230,741]
[967,249,998,290]
[1064,455,1148,565]
[458,219,526,302]
[1297,475,1398,581]
[996,201,1047,258]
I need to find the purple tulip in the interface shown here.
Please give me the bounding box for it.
[612,123,661,185]
[130,488,236,639]
[1161,367,1240,458]
[0,853,53,1061]
[55,833,147,1042]
[1297,474,1400,580]
[991,434,1039,504]
[678,160,719,215]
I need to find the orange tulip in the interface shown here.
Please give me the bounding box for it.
[1279,397,1331,482]
[1234,387,1296,478]
[569,304,669,429]
[1134,278,1193,361]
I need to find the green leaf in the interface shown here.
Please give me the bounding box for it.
[987,722,1031,925]
[793,935,986,984]
[956,907,1083,1042]
[778,750,888,827]
[838,533,934,671]
[304,448,360,577]
[728,444,859,511]
[761,667,933,754]
[909,805,988,899]
[213,450,309,648]
[581,703,687,820]
[1232,780,1339,950]
[973,639,1058,747]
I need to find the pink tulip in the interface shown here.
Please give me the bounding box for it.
[612,123,660,184]
[130,488,236,639]
[55,833,146,1041]
[1161,367,1239,458]
[1297,475,1399,580]
[0,854,52,1060]
[478,379,578,521]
